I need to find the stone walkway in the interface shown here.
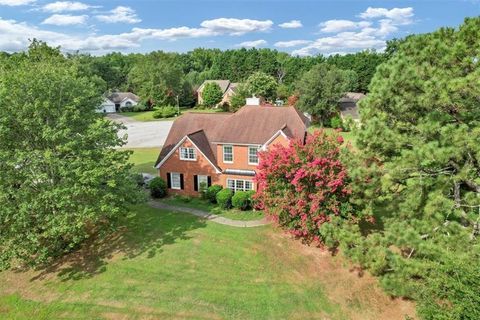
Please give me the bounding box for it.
[148,200,271,228]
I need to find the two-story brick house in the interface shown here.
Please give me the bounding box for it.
[154,105,309,196]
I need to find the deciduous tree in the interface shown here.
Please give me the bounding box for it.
[0,41,143,269]
[201,82,223,107]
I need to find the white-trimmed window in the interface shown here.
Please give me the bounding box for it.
[170,172,181,190]
[179,147,196,160]
[248,146,260,165]
[223,145,233,163]
[226,179,254,192]
[197,175,208,191]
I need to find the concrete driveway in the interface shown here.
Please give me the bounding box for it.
[107,114,173,148]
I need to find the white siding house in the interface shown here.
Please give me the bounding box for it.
[96,92,141,113]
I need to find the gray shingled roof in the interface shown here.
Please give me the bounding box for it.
[107,92,140,104]
[339,92,366,121]
[198,80,231,94]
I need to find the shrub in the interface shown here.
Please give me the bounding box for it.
[120,106,133,112]
[132,104,147,112]
[148,177,167,198]
[216,188,233,209]
[329,116,343,129]
[153,106,178,119]
[132,173,145,187]
[231,190,255,210]
[204,184,222,203]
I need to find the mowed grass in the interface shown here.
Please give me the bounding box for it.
[0,205,342,319]
[121,108,228,122]
[124,147,160,175]
[0,204,415,319]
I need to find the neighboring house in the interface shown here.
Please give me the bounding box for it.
[339,92,366,123]
[97,92,141,113]
[155,105,309,196]
[196,80,241,106]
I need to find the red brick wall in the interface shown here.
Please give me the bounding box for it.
[158,139,220,196]
[158,134,291,196]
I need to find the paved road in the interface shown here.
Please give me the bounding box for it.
[148,200,271,228]
[107,114,173,148]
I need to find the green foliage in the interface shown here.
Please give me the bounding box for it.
[0,41,143,270]
[216,188,234,209]
[132,104,147,112]
[202,82,224,107]
[295,63,353,124]
[149,177,168,198]
[152,106,178,119]
[329,116,343,129]
[231,191,255,211]
[245,71,278,101]
[229,83,249,112]
[205,185,223,203]
[342,17,480,319]
[128,52,184,107]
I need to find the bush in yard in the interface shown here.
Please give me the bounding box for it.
[148,177,168,198]
[153,106,177,119]
[255,130,358,243]
[204,184,223,203]
[329,116,343,129]
[132,104,147,112]
[216,188,233,209]
[232,190,255,210]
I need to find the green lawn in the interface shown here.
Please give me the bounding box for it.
[121,108,228,122]
[163,196,265,221]
[0,204,413,319]
[309,126,356,147]
[124,147,160,175]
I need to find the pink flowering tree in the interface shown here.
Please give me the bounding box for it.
[255,130,355,243]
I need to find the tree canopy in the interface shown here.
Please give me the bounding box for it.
[343,17,480,319]
[201,82,224,107]
[0,41,143,269]
[295,63,355,124]
[244,72,278,101]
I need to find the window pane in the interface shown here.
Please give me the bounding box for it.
[223,145,233,162]
[245,181,252,190]
[171,173,181,189]
[227,179,235,190]
[236,180,244,191]
[249,146,259,164]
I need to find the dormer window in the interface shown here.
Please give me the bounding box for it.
[179,147,196,160]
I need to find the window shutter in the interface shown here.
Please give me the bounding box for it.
[180,174,184,190]
[194,175,198,191]
[167,173,171,188]
[207,176,212,187]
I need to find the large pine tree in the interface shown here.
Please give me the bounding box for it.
[344,18,480,319]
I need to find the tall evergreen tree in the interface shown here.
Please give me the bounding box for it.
[344,17,480,319]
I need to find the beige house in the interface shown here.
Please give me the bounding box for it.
[196,80,241,106]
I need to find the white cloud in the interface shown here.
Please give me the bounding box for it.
[42,1,93,12]
[236,39,267,48]
[96,6,141,24]
[278,20,302,29]
[200,18,273,35]
[0,0,34,5]
[359,7,414,25]
[42,14,87,25]
[0,17,275,53]
[320,19,371,33]
[292,7,414,56]
[274,40,311,48]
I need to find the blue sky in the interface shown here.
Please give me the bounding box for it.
[0,0,478,55]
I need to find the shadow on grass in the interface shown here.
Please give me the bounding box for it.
[29,205,206,282]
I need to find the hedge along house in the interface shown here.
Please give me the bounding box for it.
[155,105,309,196]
